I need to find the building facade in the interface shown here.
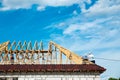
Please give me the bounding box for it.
[0,64,106,80]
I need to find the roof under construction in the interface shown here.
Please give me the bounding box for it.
[0,41,106,74]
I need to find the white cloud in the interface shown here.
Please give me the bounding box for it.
[37,6,45,11]
[0,0,91,11]
[1,0,36,10]
[63,23,95,34]
[84,0,120,17]
[63,17,112,35]
[41,0,80,7]
[73,10,78,15]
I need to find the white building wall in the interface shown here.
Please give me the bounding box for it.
[0,72,100,80]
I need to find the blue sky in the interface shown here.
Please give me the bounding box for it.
[0,0,120,79]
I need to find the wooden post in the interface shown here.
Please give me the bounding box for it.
[66,56,68,64]
[59,50,62,64]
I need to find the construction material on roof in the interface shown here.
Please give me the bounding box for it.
[0,41,92,64]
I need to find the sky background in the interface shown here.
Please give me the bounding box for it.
[0,0,120,79]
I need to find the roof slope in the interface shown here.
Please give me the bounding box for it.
[0,64,106,73]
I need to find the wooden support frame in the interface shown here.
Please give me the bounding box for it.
[0,41,93,64]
